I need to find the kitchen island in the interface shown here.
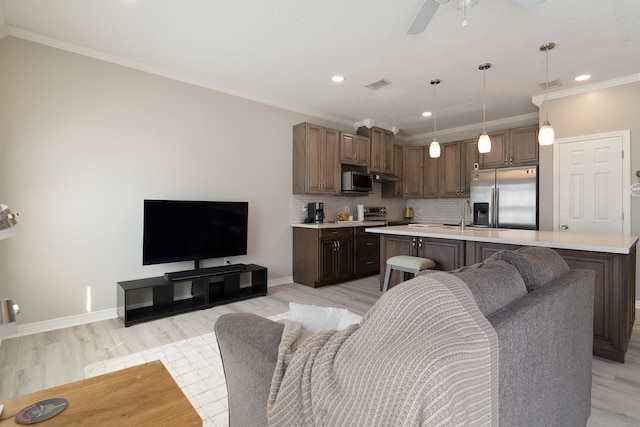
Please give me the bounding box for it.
[366,224,638,363]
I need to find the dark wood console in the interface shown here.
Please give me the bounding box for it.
[117,264,267,326]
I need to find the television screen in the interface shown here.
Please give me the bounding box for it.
[143,200,248,266]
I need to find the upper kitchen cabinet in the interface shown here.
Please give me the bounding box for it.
[403,145,425,198]
[383,144,405,198]
[424,149,440,198]
[358,126,394,174]
[340,132,370,167]
[293,123,339,195]
[440,139,477,198]
[479,126,538,169]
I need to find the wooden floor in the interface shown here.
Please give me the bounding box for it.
[0,275,638,426]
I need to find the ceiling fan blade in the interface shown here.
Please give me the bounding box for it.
[514,0,545,8]
[407,0,441,35]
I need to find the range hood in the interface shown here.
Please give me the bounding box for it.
[372,172,401,182]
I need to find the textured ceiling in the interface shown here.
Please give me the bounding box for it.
[1,0,639,138]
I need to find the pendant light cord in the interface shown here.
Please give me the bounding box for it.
[482,67,487,132]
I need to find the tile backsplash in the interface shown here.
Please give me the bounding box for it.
[291,183,472,224]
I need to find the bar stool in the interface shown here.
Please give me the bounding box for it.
[382,255,436,293]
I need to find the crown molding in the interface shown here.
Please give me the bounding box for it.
[404,112,539,142]
[532,74,640,106]
[5,26,354,128]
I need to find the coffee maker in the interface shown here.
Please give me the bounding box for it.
[305,202,325,223]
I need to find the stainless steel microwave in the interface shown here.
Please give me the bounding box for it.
[342,171,373,193]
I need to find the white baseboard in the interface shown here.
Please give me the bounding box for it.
[13,308,118,339]
[6,276,295,339]
[637,299,640,310]
[267,275,293,287]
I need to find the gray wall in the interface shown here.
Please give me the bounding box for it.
[0,37,346,324]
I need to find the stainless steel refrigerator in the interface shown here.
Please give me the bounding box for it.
[469,166,538,229]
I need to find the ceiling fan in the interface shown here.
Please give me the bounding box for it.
[407,0,545,35]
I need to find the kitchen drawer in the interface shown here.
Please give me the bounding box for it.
[356,236,380,255]
[320,228,353,240]
[355,254,379,275]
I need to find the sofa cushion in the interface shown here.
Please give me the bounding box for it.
[449,258,528,317]
[491,247,569,292]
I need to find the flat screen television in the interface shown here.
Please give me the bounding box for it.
[143,199,248,267]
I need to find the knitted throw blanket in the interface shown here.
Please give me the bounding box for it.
[267,272,499,427]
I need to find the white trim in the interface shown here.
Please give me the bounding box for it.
[3,276,294,338]
[637,300,640,310]
[553,130,631,236]
[11,308,118,339]
[532,74,640,107]
[268,275,293,287]
[404,113,539,142]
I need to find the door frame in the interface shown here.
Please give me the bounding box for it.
[553,130,631,236]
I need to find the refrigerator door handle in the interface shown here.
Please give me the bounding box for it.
[489,187,496,227]
[495,188,500,227]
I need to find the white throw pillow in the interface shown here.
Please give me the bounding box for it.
[289,302,363,333]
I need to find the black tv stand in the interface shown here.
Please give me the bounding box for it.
[117,264,267,326]
[164,264,247,282]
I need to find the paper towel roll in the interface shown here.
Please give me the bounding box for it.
[357,204,364,221]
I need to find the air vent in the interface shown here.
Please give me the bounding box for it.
[538,79,563,90]
[365,79,392,90]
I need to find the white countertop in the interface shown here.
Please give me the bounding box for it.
[365,224,639,254]
[292,221,386,229]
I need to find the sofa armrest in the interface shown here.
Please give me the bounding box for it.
[488,269,594,427]
[215,313,284,427]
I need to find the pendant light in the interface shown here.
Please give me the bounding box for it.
[429,79,441,158]
[538,42,555,146]
[477,63,491,154]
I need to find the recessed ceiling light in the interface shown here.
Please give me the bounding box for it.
[422,111,432,117]
[575,74,591,82]
[331,75,345,83]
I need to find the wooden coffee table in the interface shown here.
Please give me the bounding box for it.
[0,360,201,426]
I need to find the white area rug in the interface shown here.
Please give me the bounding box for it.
[84,312,290,427]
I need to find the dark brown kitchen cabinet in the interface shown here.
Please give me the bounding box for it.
[479,126,538,169]
[359,126,394,174]
[340,132,370,167]
[378,234,464,290]
[424,149,440,198]
[403,146,425,198]
[387,144,405,198]
[354,227,380,276]
[440,139,477,198]
[294,227,380,288]
[320,229,353,284]
[293,122,339,195]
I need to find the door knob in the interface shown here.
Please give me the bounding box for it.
[561,224,569,230]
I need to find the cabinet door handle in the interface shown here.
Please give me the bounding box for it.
[366,242,373,246]
[418,238,423,250]
[412,238,417,248]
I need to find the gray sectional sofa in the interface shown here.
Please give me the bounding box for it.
[215,247,595,426]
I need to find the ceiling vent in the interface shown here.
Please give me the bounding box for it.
[538,79,563,90]
[365,79,392,90]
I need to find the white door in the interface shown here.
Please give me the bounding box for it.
[553,131,630,235]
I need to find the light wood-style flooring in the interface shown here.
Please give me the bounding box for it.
[0,275,638,426]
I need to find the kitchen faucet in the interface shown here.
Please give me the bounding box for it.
[461,199,472,230]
